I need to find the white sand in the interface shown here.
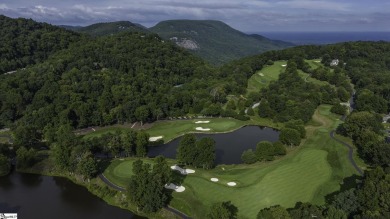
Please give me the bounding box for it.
[171,165,195,175]
[149,136,163,142]
[281,64,287,67]
[211,178,219,182]
[195,121,210,124]
[258,73,264,77]
[314,61,321,63]
[195,127,211,131]
[164,183,185,192]
[227,182,237,186]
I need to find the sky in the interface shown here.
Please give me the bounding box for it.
[0,0,389,32]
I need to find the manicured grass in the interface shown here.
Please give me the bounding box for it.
[146,118,248,142]
[305,59,322,69]
[103,158,157,187]
[104,105,362,218]
[247,60,287,94]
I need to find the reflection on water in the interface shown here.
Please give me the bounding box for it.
[0,171,143,219]
[149,126,280,164]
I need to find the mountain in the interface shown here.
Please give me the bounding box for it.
[59,25,83,31]
[0,15,81,74]
[149,20,293,65]
[70,21,149,36]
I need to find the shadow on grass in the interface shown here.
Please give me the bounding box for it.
[324,174,363,204]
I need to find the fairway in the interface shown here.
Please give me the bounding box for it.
[103,105,361,218]
[146,118,248,142]
[247,60,286,94]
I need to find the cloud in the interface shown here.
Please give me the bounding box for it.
[0,0,389,31]
[276,0,351,11]
[0,4,8,10]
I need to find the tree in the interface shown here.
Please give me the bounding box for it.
[0,154,10,176]
[16,146,37,169]
[331,104,347,115]
[241,149,258,164]
[273,141,287,155]
[285,120,306,138]
[13,125,41,146]
[108,133,122,157]
[288,202,324,219]
[195,137,216,169]
[127,159,170,213]
[247,107,255,116]
[122,129,137,157]
[136,131,149,157]
[341,111,383,140]
[226,100,237,110]
[258,100,274,118]
[257,205,291,219]
[208,201,238,219]
[324,206,347,219]
[77,154,98,180]
[279,128,301,147]
[256,141,275,161]
[177,134,197,165]
[135,106,150,126]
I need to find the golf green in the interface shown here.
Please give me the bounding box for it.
[103,105,362,218]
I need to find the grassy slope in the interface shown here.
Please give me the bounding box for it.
[104,105,360,218]
[83,117,282,143]
[246,59,329,95]
[247,60,287,94]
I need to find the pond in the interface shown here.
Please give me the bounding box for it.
[0,171,143,219]
[148,126,279,164]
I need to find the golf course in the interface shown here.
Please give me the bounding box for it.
[103,104,364,218]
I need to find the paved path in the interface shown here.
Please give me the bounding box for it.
[329,131,363,175]
[98,174,191,219]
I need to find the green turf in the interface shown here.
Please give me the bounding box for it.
[146,118,249,143]
[247,60,287,94]
[103,105,362,218]
[103,158,157,187]
[305,59,322,69]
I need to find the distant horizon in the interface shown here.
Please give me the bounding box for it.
[1,0,389,32]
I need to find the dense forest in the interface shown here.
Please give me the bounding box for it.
[0,15,81,74]
[0,15,390,218]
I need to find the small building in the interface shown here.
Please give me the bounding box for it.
[330,59,339,66]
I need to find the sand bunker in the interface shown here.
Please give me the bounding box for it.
[196,127,210,131]
[227,182,237,186]
[149,136,163,142]
[314,60,321,63]
[281,64,287,67]
[171,165,195,175]
[211,178,219,182]
[195,121,210,124]
[258,73,264,77]
[165,183,185,192]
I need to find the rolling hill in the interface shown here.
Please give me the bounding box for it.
[149,20,293,65]
[65,21,149,37]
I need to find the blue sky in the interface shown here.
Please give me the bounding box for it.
[0,0,389,32]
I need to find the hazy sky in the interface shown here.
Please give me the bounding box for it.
[0,0,389,32]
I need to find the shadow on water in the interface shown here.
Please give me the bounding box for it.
[19,172,43,188]
[149,126,279,165]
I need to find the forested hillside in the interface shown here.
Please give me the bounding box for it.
[68,21,149,37]
[0,32,224,130]
[150,20,293,65]
[0,15,81,74]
